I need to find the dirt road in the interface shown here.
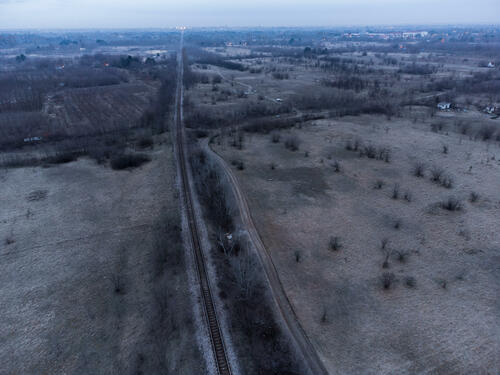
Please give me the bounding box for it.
[203,138,328,375]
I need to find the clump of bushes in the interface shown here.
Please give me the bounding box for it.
[110,153,151,170]
[430,166,454,188]
[136,136,154,149]
[431,122,446,133]
[354,143,391,162]
[44,151,79,164]
[231,159,245,170]
[345,138,361,151]
[430,166,444,182]
[362,144,377,159]
[477,125,495,141]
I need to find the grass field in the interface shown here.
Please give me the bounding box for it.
[213,111,500,374]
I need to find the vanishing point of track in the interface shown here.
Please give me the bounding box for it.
[174,32,232,375]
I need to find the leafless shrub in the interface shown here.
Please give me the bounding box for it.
[333,160,341,173]
[440,197,462,211]
[429,166,453,188]
[403,190,413,202]
[381,238,389,250]
[230,252,259,301]
[377,147,391,163]
[477,125,495,141]
[320,307,328,323]
[405,276,416,288]
[392,183,400,199]
[353,138,361,151]
[271,131,281,143]
[26,189,48,201]
[442,144,448,154]
[5,236,15,245]
[374,179,384,189]
[362,144,377,159]
[430,166,444,182]
[44,151,79,164]
[329,236,342,251]
[469,191,479,203]
[459,123,470,135]
[431,122,445,133]
[440,174,453,189]
[383,149,391,163]
[217,231,239,257]
[136,135,154,149]
[395,250,409,263]
[110,273,126,295]
[393,219,402,230]
[294,250,302,263]
[345,137,361,151]
[438,279,447,289]
[284,135,300,151]
[270,162,276,170]
[381,272,395,289]
[231,132,244,149]
[231,159,245,170]
[412,162,425,177]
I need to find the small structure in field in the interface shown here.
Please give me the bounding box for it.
[487,61,495,68]
[437,102,451,110]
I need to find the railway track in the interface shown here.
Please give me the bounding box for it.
[174,32,232,375]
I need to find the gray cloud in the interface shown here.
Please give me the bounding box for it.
[0,0,499,29]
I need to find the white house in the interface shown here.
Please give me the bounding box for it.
[437,102,451,110]
[487,61,495,68]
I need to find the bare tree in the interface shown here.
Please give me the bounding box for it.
[230,251,258,301]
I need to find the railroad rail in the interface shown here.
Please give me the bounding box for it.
[174,31,232,375]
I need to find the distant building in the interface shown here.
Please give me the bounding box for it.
[484,106,496,114]
[403,31,429,39]
[487,61,495,68]
[24,136,42,143]
[437,102,451,110]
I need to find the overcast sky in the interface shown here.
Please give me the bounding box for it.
[0,0,499,29]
